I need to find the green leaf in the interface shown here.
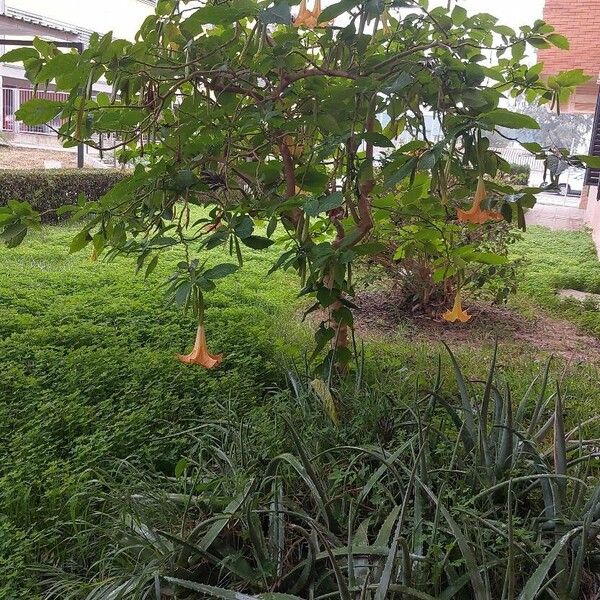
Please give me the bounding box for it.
[482,108,540,130]
[442,343,476,451]
[175,282,191,306]
[316,286,338,308]
[363,132,395,148]
[165,578,303,600]
[174,458,189,478]
[512,41,525,61]
[451,5,467,25]
[268,249,295,275]
[551,69,590,88]
[181,0,258,34]
[294,167,329,194]
[156,0,175,15]
[520,141,544,154]
[547,33,569,50]
[69,230,92,254]
[304,192,344,217]
[313,323,335,358]
[384,71,414,93]
[518,529,580,600]
[16,98,64,126]
[241,235,275,250]
[32,37,56,58]
[317,113,341,133]
[145,255,159,279]
[203,263,239,280]
[173,169,197,190]
[0,47,39,63]
[235,216,255,239]
[418,481,488,600]
[266,215,277,238]
[318,0,362,23]
[36,52,78,83]
[353,242,387,256]
[196,479,255,551]
[575,154,600,169]
[471,252,509,265]
[259,2,292,25]
[0,223,27,248]
[384,158,417,189]
[527,36,551,50]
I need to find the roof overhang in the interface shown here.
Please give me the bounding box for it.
[0,9,83,41]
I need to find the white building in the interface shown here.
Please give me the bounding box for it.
[0,0,154,155]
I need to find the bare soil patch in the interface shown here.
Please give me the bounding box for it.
[0,146,78,169]
[352,289,600,364]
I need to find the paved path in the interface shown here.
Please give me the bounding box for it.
[527,192,585,230]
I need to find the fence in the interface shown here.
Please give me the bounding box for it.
[1,88,68,135]
[493,146,545,172]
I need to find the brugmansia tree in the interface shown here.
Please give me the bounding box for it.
[0,0,595,371]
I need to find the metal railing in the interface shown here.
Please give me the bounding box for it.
[1,87,69,135]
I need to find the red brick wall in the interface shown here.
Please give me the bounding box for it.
[539,0,600,77]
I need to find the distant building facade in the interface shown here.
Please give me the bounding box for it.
[538,0,600,251]
[0,0,154,157]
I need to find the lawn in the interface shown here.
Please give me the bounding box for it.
[0,223,301,597]
[0,222,599,597]
[513,225,600,336]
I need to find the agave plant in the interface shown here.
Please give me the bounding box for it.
[39,347,599,600]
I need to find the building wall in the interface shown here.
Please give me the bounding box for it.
[581,186,600,256]
[538,0,600,78]
[2,130,64,149]
[6,0,155,40]
[538,0,600,256]
[538,0,600,114]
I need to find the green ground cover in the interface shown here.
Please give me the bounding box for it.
[0,223,599,597]
[513,225,600,335]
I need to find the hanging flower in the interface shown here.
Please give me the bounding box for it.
[442,292,471,323]
[177,324,223,369]
[274,135,304,159]
[293,0,329,28]
[457,178,503,225]
[381,9,392,35]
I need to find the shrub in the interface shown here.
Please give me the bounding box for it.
[365,177,524,315]
[497,163,531,187]
[0,169,126,222]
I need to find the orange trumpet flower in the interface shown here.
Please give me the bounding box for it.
[381,9,391,35]
[293,0,329,28]
[442,292,472,323]
[177,324,223,369]
[457,178,503,225]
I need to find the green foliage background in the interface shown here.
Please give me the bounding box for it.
[0,170,125,223]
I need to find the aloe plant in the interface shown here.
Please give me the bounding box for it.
[38,349,599,600]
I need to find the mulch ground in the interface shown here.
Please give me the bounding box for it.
[350,289,600,364]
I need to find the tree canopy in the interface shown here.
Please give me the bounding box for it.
[1,0,596,370]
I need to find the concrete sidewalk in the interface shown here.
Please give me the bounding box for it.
[526,192,585,230]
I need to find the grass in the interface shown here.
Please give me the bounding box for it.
[513,225,600,335]
[0,222,599,597]
[35,374,600,599]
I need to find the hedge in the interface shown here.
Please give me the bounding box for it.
[0,169,127,222]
